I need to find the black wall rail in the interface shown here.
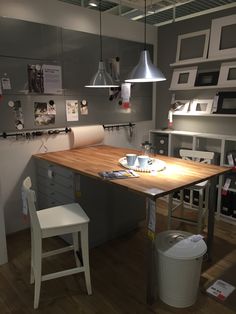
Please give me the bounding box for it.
[0,127,71,139]
[103,122,135,131]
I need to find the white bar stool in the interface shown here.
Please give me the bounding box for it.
[22,177,92,309]
[168,150,215,233]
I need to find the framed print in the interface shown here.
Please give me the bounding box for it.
[218,61,236,87]
[170,66,198,90]
[195,71,219,86]
[176,30,210,63]
[189,99,213,114]
[215,92,236,114]
[172,100,190,115]
[208,14,236,59]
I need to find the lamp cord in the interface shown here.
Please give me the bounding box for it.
[99,0,103,62]
[144,0,146,51]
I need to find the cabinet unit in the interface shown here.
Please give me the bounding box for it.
[149,129,236,225]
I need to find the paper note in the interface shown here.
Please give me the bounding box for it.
[207,280,235,301]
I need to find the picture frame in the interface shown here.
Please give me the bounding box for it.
[172,100,190,115]
[176,30,210,63]
[218,61,236,87]
[215,92,236,114]
[195,71,219,86]
[189,99,213,114]
[208,14,236,59]
[170,66,198,90]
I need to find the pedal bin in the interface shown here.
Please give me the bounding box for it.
[155,230,207,308]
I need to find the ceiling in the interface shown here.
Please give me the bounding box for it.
[59,0,236,26]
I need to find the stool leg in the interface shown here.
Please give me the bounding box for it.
[81,224,92,295]
[72,232,81,267]
[33,237,42,309]
[30,229,35,284]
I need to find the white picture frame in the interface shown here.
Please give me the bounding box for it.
[189,99,213,115]
[218,61,236,87]
[172,100,190,115]
[208,14,236,59]
[170,66,198,90]
[176,30,210,63]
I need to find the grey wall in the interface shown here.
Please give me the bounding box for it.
[156,7,236,135]
[0,17,153,132]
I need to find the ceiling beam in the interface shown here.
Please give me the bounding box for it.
[154,2,236,27]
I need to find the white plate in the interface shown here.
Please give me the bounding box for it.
[119,157,166,173]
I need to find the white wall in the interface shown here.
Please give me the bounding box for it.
[0,0,158,264]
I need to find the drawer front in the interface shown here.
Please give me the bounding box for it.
[35,159,73,180]
[37,175,74,199]
[152,135,169,156]
[37,190,74,209]
[156,147,168,155]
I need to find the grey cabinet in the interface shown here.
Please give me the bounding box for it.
[35,159,75,209]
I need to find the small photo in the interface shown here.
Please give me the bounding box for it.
[34,102,55,126]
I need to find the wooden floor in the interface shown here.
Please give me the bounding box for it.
[0,200,235,314]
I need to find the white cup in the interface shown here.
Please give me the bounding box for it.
[138,155,150,169]
[126,154,137,167]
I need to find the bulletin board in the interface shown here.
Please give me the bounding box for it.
[0,17,153,132]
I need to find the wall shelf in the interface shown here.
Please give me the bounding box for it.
[170,55,236,67]
[169,85,236,91]
[173,113,236,117]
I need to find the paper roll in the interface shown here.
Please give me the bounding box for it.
[70,125,105,148]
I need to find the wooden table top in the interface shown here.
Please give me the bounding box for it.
[34,145,230,200]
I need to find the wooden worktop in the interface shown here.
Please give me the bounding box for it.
[34,145,230,200]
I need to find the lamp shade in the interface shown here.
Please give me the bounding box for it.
[125,50,166,83]
[85,61,118,88]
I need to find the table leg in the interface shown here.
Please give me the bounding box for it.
[146,198,158,304]
[206,180,215,261]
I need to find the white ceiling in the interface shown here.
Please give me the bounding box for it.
[59,0,236,26]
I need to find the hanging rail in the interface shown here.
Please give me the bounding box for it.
[0,127,71,139]
[103,122,135,130]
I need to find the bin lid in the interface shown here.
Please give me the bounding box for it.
[155,230,207,260]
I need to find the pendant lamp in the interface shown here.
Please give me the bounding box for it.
[85,1,118,88]
[125,0,166,83]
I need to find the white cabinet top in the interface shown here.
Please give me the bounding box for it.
[149,129,236,141]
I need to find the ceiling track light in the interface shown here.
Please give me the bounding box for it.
[125,0,166,83]
[85,0,118,88]
[88,0,98,7]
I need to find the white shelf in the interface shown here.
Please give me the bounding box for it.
[150,129,236,141]
[173,113,236,117]
[169,85,236,91]
[170,55,236,67]
[219,213,236,225]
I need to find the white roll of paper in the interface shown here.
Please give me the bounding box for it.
[70,125,105,148]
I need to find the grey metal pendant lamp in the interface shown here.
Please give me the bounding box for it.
[85,0,118,88]
[125,0,166,83]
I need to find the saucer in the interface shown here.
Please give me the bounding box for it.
[119,157,166,173]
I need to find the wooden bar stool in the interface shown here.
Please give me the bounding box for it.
[22,177,92,309]
[168,150,215,233]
